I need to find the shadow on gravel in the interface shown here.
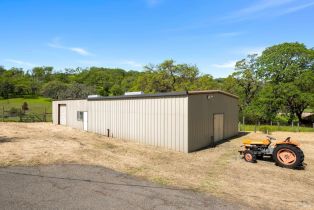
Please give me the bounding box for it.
[0,136,18,143]
[214,132,250,147]
[195,132,250,152]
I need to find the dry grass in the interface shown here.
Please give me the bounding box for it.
[0,123,314,209]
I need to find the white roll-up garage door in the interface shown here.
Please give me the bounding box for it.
[59,105,67,125]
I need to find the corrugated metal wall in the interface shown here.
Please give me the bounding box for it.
[52,100,87,130]
[188,93,238,152]
[87,97,189,152]
[52,93,238,153]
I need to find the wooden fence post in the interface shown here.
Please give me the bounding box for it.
[19,110,22,122]
[43,108,47,122]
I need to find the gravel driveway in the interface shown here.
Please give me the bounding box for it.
[0,164,246,210]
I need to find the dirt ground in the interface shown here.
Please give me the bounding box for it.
[1,123,313,209]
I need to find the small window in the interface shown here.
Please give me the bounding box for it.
[77,111,84,121]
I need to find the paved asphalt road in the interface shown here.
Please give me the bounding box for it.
[0,164,247,210]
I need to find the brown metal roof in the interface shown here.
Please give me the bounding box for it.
[188,90,238,99]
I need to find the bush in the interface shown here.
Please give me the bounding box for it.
[22,95,39,99]
[21,102,29,113]
[259,126,273,134]
[9,107,20,116]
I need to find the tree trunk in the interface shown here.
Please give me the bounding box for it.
[296,112,305,124]
[287,112,294,124]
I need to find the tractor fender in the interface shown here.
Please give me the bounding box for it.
[275,141,300,147]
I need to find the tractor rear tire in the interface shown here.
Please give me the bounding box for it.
[273,145,304,169]
[243,150,256,163]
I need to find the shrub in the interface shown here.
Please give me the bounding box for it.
[9,107,20,116]
[259,126,272,134]
[21,102,29,113]
[23,95,38,99]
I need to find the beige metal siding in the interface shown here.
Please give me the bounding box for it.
[87,97,188,152]
[52,100,87,130]
[188,93,238,152]
[52,92,237,153]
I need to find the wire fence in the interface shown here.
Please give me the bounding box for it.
[0,107,52,122]
[239,121,314,133]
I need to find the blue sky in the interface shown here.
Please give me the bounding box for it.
[1,0,314,78]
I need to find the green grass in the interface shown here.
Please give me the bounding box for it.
[0,97,52,122]
[240,124,314,132]
[304,108,314,113]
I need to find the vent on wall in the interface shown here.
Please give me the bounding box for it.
[207,95,214,100]
[124,91,144,96]
[88,95,101,99]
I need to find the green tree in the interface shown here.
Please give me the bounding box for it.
[62,83,96,99]
[232,54,261,118]
[110,84,124,96]
[32,66,53,82]
[0,80,15,99]
[41,81,69,99]
[258,42,314,123]
[194,74,219,91]
[141,60,201,92]
[258,43,314,83]
[0,66,5,75]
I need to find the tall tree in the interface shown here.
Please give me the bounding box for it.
[258,42,314,123]
[142,60,201,92]
[233,54,261,114]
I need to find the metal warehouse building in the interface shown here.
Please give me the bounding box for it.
[52,90,238,153]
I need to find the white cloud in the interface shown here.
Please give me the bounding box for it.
[211,60,237,69]
[48,37,92,56]
[145,0,162,7]
[217,31,244,37]
[277,1,314,15]
[229,46,266,56]
[241,46,266,55]
[122,60,143,68]
[69,48,91,56]
[47,37,62,48]
[76,59,143,69]
[5,59,37,67]
[77,60,101,65]
[234,0,294,17]
[221,0,314,21]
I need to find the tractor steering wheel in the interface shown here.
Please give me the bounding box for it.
[284,137,291,142]
[267,136,276,141]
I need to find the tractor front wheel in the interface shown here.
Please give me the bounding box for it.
[273,145,304,169]
[243,150,256,163]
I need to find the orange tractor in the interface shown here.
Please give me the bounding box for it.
[239,136,304,169]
